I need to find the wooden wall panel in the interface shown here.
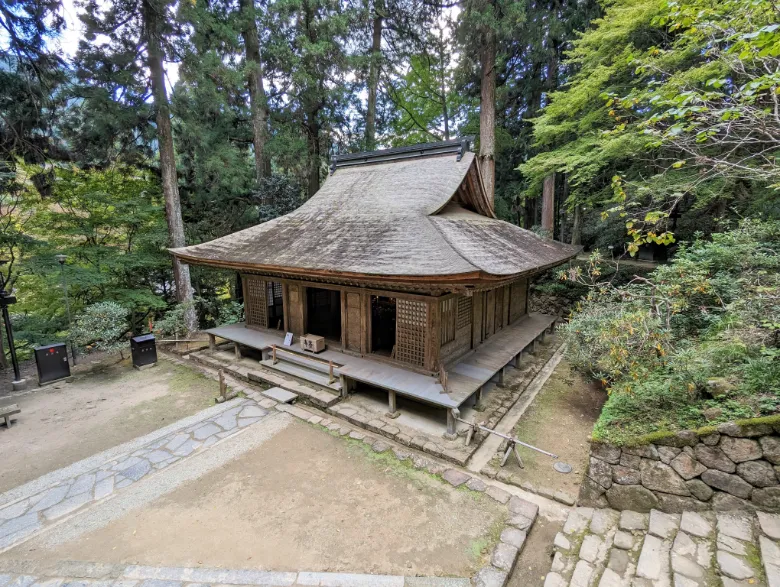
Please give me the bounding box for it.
[484,288,495,339]
[440,295,473,362]
[472,291,483,348]
[345,292,363,352]
[286,283,305,335]
[509,278,528,324]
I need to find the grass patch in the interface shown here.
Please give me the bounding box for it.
[468,516,505,563]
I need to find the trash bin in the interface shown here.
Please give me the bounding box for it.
[130,333,157,368]
[34,343,71,385]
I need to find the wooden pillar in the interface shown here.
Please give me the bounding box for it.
[339,375,349,398]
[514,352,522,368]
[234,342,242,359]
[497,366,507,388]
[208,333,216,351]
[282,283,290,332]
[532,338,539,353]
[445,407,459,439]
[387,390,399,418]
[340,289,347,351]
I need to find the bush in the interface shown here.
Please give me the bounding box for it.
[72,301,129,355]
[564,220,780,444]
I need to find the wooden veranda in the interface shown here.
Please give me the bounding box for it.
[206,312,556,435]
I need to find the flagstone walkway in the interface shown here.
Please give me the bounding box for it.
[0,395,276,552]
[0,563,469,587]
[545,506,780,587]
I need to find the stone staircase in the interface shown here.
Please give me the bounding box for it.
[545,507,780,587]
[188,349,341,408]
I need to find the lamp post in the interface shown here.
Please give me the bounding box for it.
[0,261,25,391]
[56,254,77,365]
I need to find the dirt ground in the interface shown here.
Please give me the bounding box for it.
[10,421,507,577]
[504,359,606,496]
[0,357,220,493]
[507,515,562,587]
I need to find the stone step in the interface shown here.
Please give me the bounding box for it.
[544,508,778,587]
[189,351,341,408]
[258,358,342,393]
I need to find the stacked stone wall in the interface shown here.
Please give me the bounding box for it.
[579,419,780,513]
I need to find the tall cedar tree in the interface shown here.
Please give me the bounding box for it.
[76,0,197,330]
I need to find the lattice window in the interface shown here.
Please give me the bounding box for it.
[457,296,472,329]
[440,298,456,345]
[267,281,283,305]
[396,299,427,367]
[244,276,267,328]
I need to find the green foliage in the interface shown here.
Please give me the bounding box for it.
[520,0,780,249]
[564,220,780,443]
[72,301,129,354]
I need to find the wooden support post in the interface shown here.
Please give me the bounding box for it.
[497,366,507,388]
[541,330,547,343]
[339,374,349,398]
[513,352,522,368]
[208,333,216,351]
[387,390,400,419]
[328,360,335,384]
[234,342,242,359]
[272,345,277,365]
[475,385,484,405]
[532,338,539,353]
[445,408,459,440]
[465,418,478,446]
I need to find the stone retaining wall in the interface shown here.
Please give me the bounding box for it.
[579,420,780,513]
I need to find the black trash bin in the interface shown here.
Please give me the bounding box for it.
[34,343,71,385]
[130,333,157,368]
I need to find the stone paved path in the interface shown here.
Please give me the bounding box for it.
[0,396,276,552]
[0,564,469,587]
[545,507,780,587]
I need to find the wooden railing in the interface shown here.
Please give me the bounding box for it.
[270,344,339,384]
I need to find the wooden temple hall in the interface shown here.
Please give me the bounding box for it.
[171,138,579,436]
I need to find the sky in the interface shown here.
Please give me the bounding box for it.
[56,0,182,86]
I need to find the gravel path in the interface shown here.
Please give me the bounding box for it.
[0,391,282,553]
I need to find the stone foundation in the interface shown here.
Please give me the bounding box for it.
[579,419,780,513]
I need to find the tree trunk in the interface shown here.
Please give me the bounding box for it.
[438,26,449,141]
[558,172,568,241]
[365,0,383,151]
[0,320,7,370]
[571,203,583,246]
[306,114,320,197]
[541,173,555,237]
[143,0,197,332]
[478,18,496,210]
[240,0,270,181]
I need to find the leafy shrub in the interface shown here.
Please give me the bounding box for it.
[72,301,129,355]
[564,220,780,444]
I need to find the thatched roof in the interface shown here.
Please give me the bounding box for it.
[171,140,579,286]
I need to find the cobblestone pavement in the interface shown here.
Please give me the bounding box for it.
[0,395,276,552]
[0,563,471,587]
[544,507,780,587]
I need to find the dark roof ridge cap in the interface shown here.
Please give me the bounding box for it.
[330,136,474,172]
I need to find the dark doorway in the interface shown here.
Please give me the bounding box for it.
[267,281,284,330]
[306,287,341,340]
[371,296,396,356]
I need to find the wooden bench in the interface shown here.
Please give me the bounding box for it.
[0,404,21,428]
